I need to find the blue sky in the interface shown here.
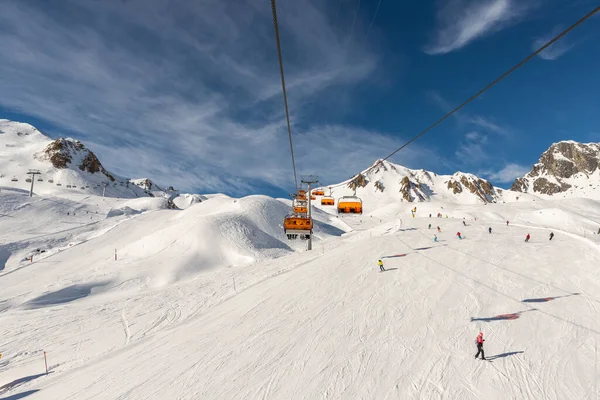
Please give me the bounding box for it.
[1,0,599,197]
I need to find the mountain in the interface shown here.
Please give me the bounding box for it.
[313,159,502,214]
[511,141,600,198]
[0,120,201,203]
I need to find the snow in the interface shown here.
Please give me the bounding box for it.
[2,183,600,399]
[2,120,600,398]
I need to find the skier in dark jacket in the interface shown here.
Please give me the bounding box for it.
[475,332,486,360]
[488,227,492,234]
[549,232,554,241]
[463,221,466,226]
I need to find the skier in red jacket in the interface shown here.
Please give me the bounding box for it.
[525,233,531,242]
[475,332,485,360]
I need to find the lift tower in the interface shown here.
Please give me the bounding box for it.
[301,175,318,251]
[26,170,41,197]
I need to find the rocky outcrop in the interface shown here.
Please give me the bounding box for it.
[511,141,600,195]
[400,176,427,202]
[447,174,498,203]
[347,173,368,191]
[374,180,384,192]
[43,138,115,181]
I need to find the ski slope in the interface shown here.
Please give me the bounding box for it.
[1,190,600,399]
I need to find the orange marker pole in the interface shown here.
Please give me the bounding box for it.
[44,351,48,375]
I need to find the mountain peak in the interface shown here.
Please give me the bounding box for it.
[511,141,600,196]
[41,138,116,181]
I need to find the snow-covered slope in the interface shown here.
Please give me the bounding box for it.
[1,190,600,399]
[511,140,600,198]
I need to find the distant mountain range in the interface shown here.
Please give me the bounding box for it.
[3,119,600,206]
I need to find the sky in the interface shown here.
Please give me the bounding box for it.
[1,0,599,197]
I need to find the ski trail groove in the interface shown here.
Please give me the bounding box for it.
[121,305,131,345]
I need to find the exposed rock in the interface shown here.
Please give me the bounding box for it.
[446,174,498,203]
[347,173,368,191]
[374,180,384,192]
[400,176,426,202]
[511,141,600,195]
[43,138,115,181]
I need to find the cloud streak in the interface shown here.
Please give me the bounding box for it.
[480,163,530,183]
[0,0,385,195]
[533,27,575,61]
[425,0,531,55]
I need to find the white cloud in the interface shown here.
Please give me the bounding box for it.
[0,0,382,195]
[533,26,575,61]
[481,163,530,183]
[425,0,531,55]
[468,116,510,136]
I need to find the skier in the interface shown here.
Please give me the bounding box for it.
[549,232,554,241]
[428,223,432,229]
[456,232,462,239]
[525,233,531,243]
[474,332,486,360]
[462,221,466,226]
[488,227,492,234]
[437,226,441,233]
[434,234,438,242]
[429,213,432,218]
[506,220,509,226]
[378,259,385,272]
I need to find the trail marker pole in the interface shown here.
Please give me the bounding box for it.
[44,351,48,375]
[114,249,117,261]
[233,277,237,293]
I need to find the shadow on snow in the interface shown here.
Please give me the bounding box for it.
[471,309,536,322]
[522,293,580,303]
[487,351,524,360]
[0,372,52,398]
[24,281,111,309]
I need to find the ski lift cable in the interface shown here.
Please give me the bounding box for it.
[380,5,600,163]
[271,0,299,190]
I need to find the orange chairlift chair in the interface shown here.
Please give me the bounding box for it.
[292,199,308,214]
[283,214,313,240]
[321,196,334,206]
[337,196,363,214]
[312,189,325,196]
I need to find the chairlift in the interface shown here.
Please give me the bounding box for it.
[56,183,62,186]
[80,186,85,190]
[37,177,43,182]
[321,196,335,206]
[296,189,307,201]
[283,214,313,240]
[25,178,32,183]
[11,177,18,182]
[66,185,72,188]
[337,196,363,214]
[48,179,54,183]
[292,198,308,214]
[312,189,325,196]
